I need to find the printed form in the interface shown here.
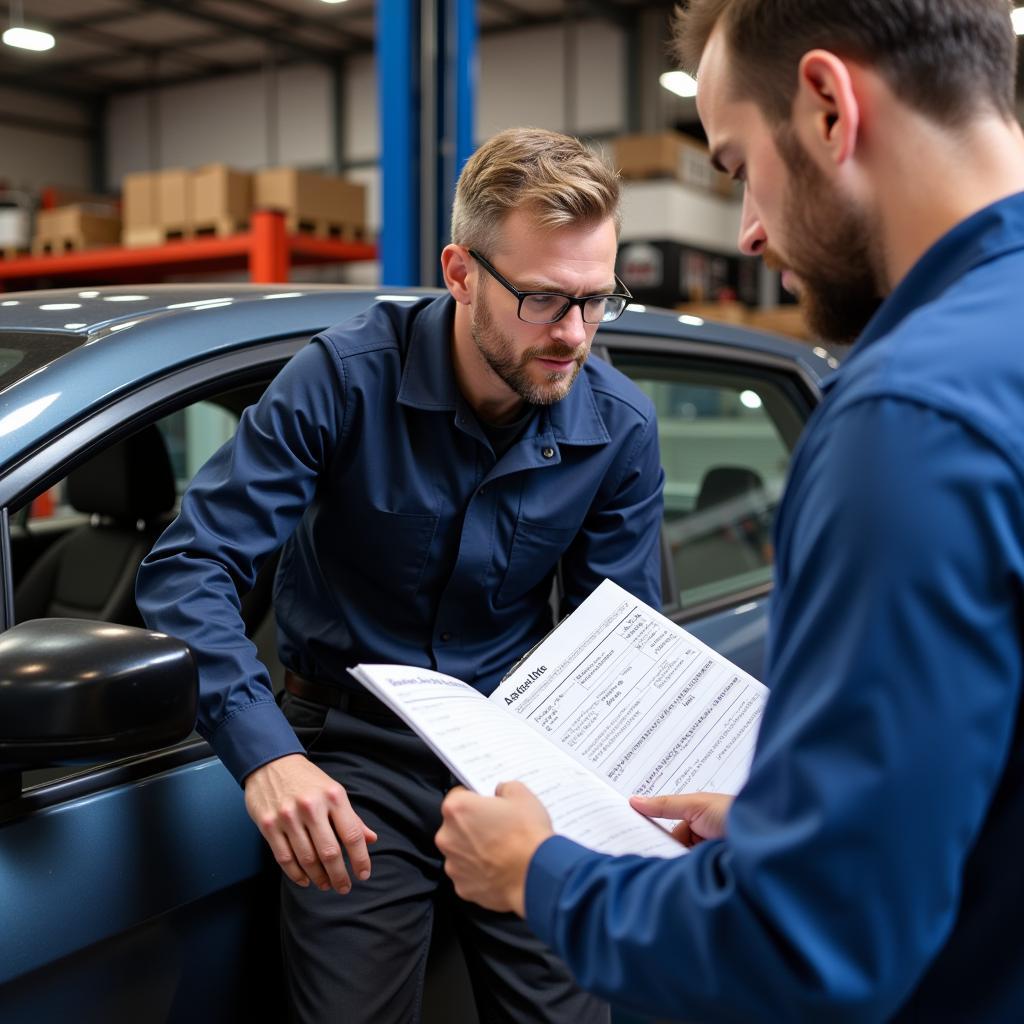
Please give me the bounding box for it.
[494,578,767,799]
[352,580,768,859]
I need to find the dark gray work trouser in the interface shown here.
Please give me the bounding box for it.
[280,691,611,1024]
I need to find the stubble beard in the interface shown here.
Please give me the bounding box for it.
[772,127,886,346]
[471,290,588,406]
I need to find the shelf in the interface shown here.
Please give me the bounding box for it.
[0,210,377,290]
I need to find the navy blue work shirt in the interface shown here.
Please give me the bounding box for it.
[137,294,664,785]
[525,194,1024,1022]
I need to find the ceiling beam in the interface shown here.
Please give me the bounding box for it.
[127,0,345,63]
[0,68,102,101]
[480,0,535,25]
[219,0,371,49]
[3,32,238,84]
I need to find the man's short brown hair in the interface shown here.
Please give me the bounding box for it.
[451,127,621,255]
[674,0,1018,127]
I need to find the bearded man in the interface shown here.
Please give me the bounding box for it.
[437,4,1024,1022]
[137,127,663,1024]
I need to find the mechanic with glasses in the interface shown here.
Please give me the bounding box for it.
[137,126,663,1024]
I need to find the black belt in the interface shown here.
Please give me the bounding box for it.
[284,669,402,724]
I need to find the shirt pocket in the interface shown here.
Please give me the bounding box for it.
[496,518,578,608]
[351,506,439,597]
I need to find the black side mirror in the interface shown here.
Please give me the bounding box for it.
[0,618,197,769]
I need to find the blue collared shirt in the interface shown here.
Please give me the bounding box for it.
[525,194,1024,1022]
[137,294,664,785]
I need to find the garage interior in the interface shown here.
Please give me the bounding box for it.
[3,5,1019,1024]
[0,0,820,335]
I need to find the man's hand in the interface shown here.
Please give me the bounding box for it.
[244,754,378,893]
[436,781,554,916]
[629,792,732,848]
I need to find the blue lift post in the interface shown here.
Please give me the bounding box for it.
[378,0,477,286]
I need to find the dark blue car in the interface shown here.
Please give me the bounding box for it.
[0,284,832,1022]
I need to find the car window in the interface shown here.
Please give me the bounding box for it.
[11,388,270,793]
[22,399,240,532]
[614,354,806,613]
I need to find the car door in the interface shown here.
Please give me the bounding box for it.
[605,330,821,681]
[0,337,308,1024]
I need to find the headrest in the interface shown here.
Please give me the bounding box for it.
[695,466,765,512]
[67,424,176,522]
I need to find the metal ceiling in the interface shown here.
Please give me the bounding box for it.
[0,0,672,100]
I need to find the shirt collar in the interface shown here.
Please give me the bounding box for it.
[397,293,609,446]
[823,190,1024,393]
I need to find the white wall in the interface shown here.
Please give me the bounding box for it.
[105,63,334,187]
[0,89,92,192]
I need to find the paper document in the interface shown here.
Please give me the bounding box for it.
[350,579,767,859]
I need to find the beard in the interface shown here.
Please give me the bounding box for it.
[771,126,886,345]
[471,288,589,406]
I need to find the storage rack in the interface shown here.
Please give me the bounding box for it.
[0,210,376,291]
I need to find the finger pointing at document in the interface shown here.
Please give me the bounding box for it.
[630,792,733,848]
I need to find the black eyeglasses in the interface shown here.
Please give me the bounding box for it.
[469,250,633,325]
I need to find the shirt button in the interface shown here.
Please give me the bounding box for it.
[478,486,486,495]
[440,631,452,642]
[542,447,555,459]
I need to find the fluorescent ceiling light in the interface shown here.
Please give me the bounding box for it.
[1013,7,1024,35]
[3,26,54,51]
[660,71,698,99]
[319,0,349,4]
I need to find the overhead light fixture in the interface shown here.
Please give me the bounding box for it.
[319,0,349,4]
[1013,7,1024,35]
[3,25,53,50]
[3,2,54,52]
[659,71,698,99]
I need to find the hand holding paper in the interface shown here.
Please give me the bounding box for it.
[436,781,554,915]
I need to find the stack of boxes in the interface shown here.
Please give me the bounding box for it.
[33,204,121,256]
[608,129,814,336]
[121,164,366,248]
[611,131,735,199]
[255,169,366,241]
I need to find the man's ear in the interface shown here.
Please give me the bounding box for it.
[441,245,474,304]
[793,49,861,167]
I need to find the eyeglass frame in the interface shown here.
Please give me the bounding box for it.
[468,249,633,325]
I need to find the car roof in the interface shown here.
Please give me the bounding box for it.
[0,283,834,473]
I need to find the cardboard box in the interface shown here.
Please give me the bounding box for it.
[33,204,121,253]
[255,168,366,232]
[744,305,811,340]
[122,171,159,231]
[612,132,733,197]
[192,163,252,227]
[157,168,191,232]
[675,301,813,340]
[676,300,749,326]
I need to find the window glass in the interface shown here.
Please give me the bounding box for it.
[11,388,266,793]
[23,400,240,533]
[619,358,805,611]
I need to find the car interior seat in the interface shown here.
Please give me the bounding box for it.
[14,424,176,626]
[675,465,771,592]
